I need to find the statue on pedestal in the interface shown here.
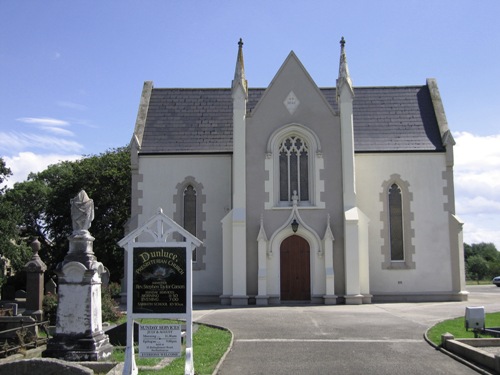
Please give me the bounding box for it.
[70,190,94,235]
[43,190,113,362]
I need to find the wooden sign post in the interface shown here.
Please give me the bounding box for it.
[118,209,202,375]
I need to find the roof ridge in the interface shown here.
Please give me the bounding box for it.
[151,85,426,91]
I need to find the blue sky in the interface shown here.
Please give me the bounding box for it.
[1,1,499,247]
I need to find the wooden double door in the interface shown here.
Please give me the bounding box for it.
[280,235,311,301]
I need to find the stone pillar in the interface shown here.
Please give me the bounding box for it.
[43,190,113,362]
[23,238,47,320]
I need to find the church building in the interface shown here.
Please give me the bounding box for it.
[127,38,468,305]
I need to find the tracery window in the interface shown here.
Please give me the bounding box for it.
[279,136,309,202]
[265,124,324,209]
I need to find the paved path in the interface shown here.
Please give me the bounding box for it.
[193,285,500,374]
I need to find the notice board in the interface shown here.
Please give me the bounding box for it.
[133,247,186,314]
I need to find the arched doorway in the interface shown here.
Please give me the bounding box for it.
[280,236,311,300]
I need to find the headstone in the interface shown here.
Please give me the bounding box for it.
[45,278,57,295]
[15,290,27,299]
[4,302,18,316]
[101,267,110,288]
[23,238,47,321]
[2,285,15,300]
[43,190,113,362]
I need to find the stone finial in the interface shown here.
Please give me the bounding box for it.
[232,37,248,98]
[257,213,268,242]
[292,190,299,207]
[338,37,352,82]
[340,36,346,48]
[31,237,41,256]
[25,237,47,273]
[70,190,94,234]
[336,36,354,100]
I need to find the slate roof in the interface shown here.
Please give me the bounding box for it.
[139,85,444,154]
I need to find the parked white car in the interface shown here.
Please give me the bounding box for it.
[492,276,500,287]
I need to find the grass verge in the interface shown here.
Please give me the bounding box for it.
[465,280,495,285]
[112,322,232,375]
[427,312,500,346]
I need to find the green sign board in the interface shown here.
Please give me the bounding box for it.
[133,247,186,314]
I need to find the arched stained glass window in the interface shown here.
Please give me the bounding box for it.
[279,136,309,202]
[388,183,404,261]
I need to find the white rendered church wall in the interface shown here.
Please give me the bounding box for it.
[138,154,231,297]
[356,153,453,294]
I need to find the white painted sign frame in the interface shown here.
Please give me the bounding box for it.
[118,208,202,375]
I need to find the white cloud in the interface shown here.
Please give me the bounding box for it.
[17,117,69,127]
[56,101,87,111]
[3,152,82,188]
[69,118,98,129]
[454,132,500,248]
[456,196,500,215]
[39,126,75,137]
[0,132,83,153]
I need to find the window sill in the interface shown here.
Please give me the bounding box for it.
[270,205,323,210]
[383,261,414,270]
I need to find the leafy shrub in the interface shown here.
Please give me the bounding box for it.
[42,292,58,325]
[101,284,122,323]
[107,282,122,298]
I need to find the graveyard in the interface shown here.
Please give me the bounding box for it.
[0,191,221,375]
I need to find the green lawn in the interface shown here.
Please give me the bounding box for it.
[427,312,500,346]
[465,279,495,285]
[112,322,232,375]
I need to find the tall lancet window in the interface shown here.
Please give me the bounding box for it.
[184,185,197,261]
[279,135,309,202]
[388,183,404,261]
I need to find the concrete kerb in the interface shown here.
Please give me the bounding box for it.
[423,326,494,375]
[197,322,234,375]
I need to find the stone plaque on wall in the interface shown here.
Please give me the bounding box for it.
[133,247,186,314]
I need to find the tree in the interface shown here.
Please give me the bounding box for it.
[467,255,490,283]
[464,242,500,280]
[0,158,31,287]
[3,148,131,283]
[0,157,12,194]
[474,243,499,262]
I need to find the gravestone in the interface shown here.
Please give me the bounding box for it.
[45,277,57,295]
[43,190,113,361]
[4,302,18,316]
[23,238,47,321]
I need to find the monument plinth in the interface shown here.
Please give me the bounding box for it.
[43,190,113,361]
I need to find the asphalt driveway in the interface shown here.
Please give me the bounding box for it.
[193,285,500,374]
